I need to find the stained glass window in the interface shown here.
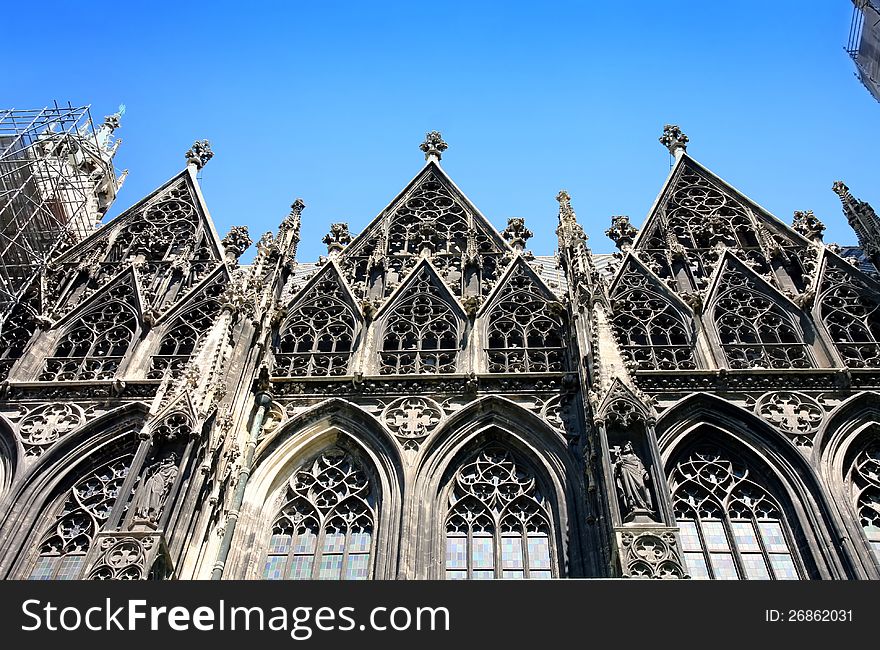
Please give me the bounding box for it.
[845,439,880,568]
[670,449,802,580]
[445,447,556,579]
[263,448,375,580]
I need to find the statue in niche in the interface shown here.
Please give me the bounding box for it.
[611,442,654,521]
[133,452,179,525]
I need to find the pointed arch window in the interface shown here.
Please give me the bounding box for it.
[107,189,199,263]
[846,438,880,564]
[445,447,555,580]
[669,449,802,580]
[610,269,696,370]
[0,297,38,381]
[28,453,133,580]
[274,275,357,378]
[148,298,221,379]
[818,264,880,368]
[713,267,812,369]
[40,283,138,381]
[486,265,567,373]
[264,448,375,580]
[380,268,459,374]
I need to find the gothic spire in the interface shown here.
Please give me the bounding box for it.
[833,181,880,261]
[278,198,305,260]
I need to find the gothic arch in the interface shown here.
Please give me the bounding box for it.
[0,402,147,579]
[226,399,403,580]
[411,396,586,579]
[0,415,21,506]
[657,394,856,579]
[814,392,880,577]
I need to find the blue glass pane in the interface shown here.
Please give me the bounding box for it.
[709,553,738,580]
[529,570,552,579]
[446,570,467,580]
[527,534,551,570]
[758,522,789,553]
[501,536,524,569]
[345,553,370,580]
[472,535,494,570]
[769,554,799,580]
[741,553,771,579]
[323,531,345,554]
[349,531,371,553]
[732,521,761,552]
[29,556,59,581]
[288,555,314,580]
[294,529,317,554]
[678,520,702,552]
[56,555,84,581]
[446,536,467,570]
[264,556,287,580]
[269,533,291,554]
[683,552,710,579]
[701,521,730,552]
[502,570,524,579]
[472,570,494,580]
[318,553,343,580]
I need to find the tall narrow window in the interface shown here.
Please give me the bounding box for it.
[819,263,880,368]
[445,447,555,580]
[380,267,458,374]
[274,273,357,378]
[670,449,802,580]
[486,264,566,373]
[28,453,133,580]
[264,448,374,580]
[713,266,812,369]
[40,283,138,381]
[0,296,37,381]
[846,439,880,564]
[148,297,221,379]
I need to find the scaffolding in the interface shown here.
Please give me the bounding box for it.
[847,1,880,102]
[0,103,125,314]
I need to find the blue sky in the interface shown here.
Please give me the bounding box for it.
[6,2,877,261]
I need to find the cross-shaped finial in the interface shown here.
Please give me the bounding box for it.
[185,139,214,170]
[420,131,448,161]
[659,124,688,156]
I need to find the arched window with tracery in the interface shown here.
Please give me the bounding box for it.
[148,298,222,379]
[107,188,199,263]
[28,452,133,580]
[845,438,880,565]
[486,264,566,373]
[445,447,555,580]
[274,273,357,377]
[40,282,138,381]
[713,266,812,369]
[264,448,375,580]
[380,267,459,374]
[610,263,696,370]
[818,263,880,368]
[669,449,803,580]
[0,296,38,381]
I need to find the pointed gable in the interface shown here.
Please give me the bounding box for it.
[339,161,510,301]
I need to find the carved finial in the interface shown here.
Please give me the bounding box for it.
[185,139,214,170]
[419,131,448,161]
[832,181,850,199]
[556,190,574,220]
[792,210,825,243]
[502,217,533,251]
[281,198,305,232]
[659,124,688,156]
[221,226,252,262]
[323,222,352,256]
[605,215,638,252]
[103,113,121,132]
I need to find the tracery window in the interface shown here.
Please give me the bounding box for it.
[274,274,357,378]
[445,447,555,580]
[670,449,802,580]
[818,264,880,368]
[713,267,812,369]
[39,282,138,381]
[107,188,199,263]
[0,297,38,381]
[486,264,566,373]
[148,298,222,379]
[610,266,696,370]
[846,439,880,564]
[264,448,374,580]
[28,453,132,580]
[380,267,458,374]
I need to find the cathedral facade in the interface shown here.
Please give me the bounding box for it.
[0,127,879,580]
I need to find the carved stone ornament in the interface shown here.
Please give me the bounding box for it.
[419,130,448,160]
[755,391,823,447]
[618,530,686,579]
[87,532,169,580]
[184,139,213,170]
[17,403,84,457]
[221,225,252,259]
[383,396,443,451]
[605,215,638,252]
[502,217,533,250]
[792,210,825,242]
[659,124,688,155]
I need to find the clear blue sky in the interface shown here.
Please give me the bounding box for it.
[6,2,877,261]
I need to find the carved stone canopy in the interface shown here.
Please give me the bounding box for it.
[419,131,448,161]
[659,124,688,156]
[185,139,214,170]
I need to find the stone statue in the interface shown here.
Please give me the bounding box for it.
[134,453,179,524]
[612,442,653,517]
